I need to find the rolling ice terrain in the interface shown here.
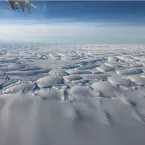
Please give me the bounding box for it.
[0,44,145,145]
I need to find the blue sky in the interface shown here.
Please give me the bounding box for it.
[0,1,145,44]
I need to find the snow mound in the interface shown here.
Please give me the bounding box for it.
[71,79,90,85]
[108,76,133,87]
[105,62,124,68]
[5,71,25,75]
[20,66,42,71]
[76,57,106,65]
[63,75,82,82]
[0,77,18,89]
[108,56,119,62]
[98,64,115,72]
[76,58,99,65]
[49,54,61,60]
[35,89,63,101]
[3,82,33,94]
[102,98,143,125]
[62,55,80,60]
[92,81,118,98]
[130,63,143,68]
[49,69,69,76]
[0,57,18,63]
[61,65,79,69]
[5,69,48,76]
[91,69,104,74]
[124,89,145,109]
[117,68,143,75]
[68,86,98,102]
[117,55,135,61]
[37,76,64,88]
[77,64,100,70]
[129,76,145,86]
[67,70,92,75]
[82,74,107,81]
[7,64,25,70]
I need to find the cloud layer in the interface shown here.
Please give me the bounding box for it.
[0,23,145,44]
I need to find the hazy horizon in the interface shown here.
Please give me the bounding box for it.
[0,1,145,44]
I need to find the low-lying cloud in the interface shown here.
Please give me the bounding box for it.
[0,22,145,44]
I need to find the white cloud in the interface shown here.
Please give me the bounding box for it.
[0,23,145,44]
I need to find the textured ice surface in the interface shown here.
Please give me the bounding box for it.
[35,89,63,101]
[68,86,98,102]
[67,69,92,75]
[2,82,33,94]
[37,75,64,88]
[108,76,134,88]
[0,44,145,145]
[92,81,119,98]
[82,74,107,81]
[117,68,143,75]
[129,76,145,86]
[98,64,115,72]
[63,75,83,82]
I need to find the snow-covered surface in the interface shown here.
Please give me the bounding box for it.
[0,44,145,145]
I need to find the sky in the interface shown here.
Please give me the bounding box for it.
[0,1,145,44]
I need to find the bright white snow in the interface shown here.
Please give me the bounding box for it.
[0,44,145,145]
